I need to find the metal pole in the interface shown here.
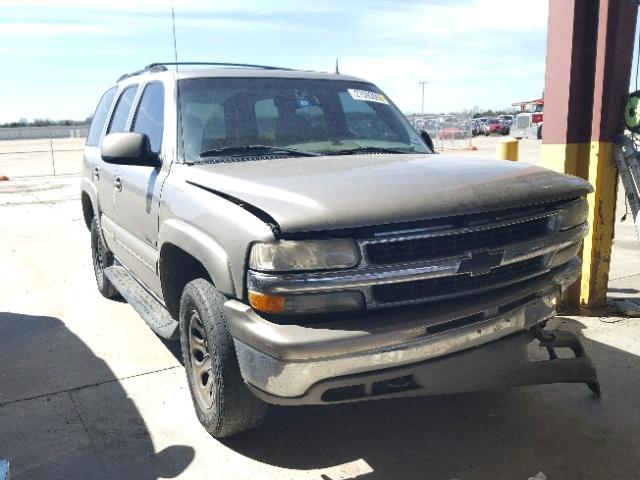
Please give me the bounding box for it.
[419,81,427,117]
[49,128,56,176]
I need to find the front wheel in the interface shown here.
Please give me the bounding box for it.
[179,279,268,437]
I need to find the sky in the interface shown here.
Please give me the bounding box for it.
[0,0,551,123]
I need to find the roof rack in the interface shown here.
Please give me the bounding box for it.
[117,62,294,82]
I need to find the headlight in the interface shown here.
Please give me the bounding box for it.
[557,198,589,231]
[249,240,360,272]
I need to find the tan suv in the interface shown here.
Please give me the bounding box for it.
[81,62,597,437]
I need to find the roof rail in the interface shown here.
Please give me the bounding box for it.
[117,61,294,82]
[147,62,294,71]
[117,64,168,82]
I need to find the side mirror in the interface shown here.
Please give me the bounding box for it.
[420,130,435,152]
[101,132,160,167]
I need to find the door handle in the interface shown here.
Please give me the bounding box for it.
[93,166,100,180]
[114,176,123,192]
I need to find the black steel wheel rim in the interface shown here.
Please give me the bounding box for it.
[188,310,214,409]
[92,231,104,282]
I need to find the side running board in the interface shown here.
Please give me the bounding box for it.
[104,265,179,339]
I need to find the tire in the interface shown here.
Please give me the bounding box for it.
[90,216,119,299]
[179,278,268,437]
[537,125,543,140]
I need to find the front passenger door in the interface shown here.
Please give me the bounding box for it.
[112,81,167,295]
[98,84,138,250]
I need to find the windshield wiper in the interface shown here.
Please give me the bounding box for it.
[320,146,416,156]
[198,145,320,159]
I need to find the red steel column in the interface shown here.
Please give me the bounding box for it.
[541,0,637,308]
[582,0,637,308]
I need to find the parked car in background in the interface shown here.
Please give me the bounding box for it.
[483,117,506,136]
[436,121,470,140]
[410,117,425,132]
[471,119,481,136]
[498,114,514,132]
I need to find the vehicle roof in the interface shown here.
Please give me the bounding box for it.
[118,67,368,84]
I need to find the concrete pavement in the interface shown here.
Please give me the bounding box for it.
[1,174,640,480]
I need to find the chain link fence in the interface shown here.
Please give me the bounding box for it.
[407,113,473,151]
[0,115,477,178]
[0,126,88,177]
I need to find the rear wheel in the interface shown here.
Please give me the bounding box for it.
[90,216,118,299]
[179,278,268,437]
[537,125,543,140]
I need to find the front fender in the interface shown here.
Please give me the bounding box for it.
[158,219,236,296]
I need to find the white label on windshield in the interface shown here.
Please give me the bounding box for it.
[348,89,389,104]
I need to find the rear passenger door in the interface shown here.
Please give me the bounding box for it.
[112,81,167,294]
[83,86,116,221]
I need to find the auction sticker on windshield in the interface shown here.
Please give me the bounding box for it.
[348,89,389,104]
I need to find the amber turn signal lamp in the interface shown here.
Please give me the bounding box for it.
[248,291,286,314]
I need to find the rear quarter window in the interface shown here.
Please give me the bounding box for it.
[85,87,116,146]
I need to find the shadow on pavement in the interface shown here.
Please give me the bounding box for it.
[160,337,184,365]
[0,312,194,480]
[224,318,640,479]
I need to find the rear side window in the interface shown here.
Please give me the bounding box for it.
[107,85,138,134]
[132,83,164,154]
[86,87,116,146]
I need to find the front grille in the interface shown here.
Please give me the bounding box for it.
[366,216,549,265]
[372,257,544,304]
[515,115,530,129]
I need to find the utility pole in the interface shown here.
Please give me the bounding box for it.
[419,80,428,116]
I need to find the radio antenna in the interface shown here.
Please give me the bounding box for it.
[335,58,340,75]
[172,6,184,163]
[171,7,179,70]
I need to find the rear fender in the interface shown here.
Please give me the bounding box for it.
[80,177,99,228]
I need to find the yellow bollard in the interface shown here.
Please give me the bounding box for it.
[497,137,519,161]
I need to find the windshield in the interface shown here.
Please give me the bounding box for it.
[178,77,430,163]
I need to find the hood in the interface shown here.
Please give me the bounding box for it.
[186,154,592,234]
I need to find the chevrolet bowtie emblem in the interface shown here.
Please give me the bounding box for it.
[458,250,504,276]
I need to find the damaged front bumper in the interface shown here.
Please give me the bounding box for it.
[225,258,597,404]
